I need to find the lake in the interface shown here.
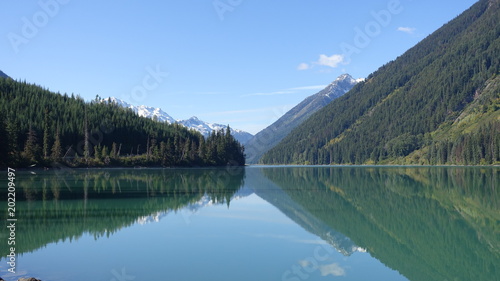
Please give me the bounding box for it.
[1,166,499,281]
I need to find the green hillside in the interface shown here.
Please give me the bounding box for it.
[262,0,500,165]
[245,74,357,164]
[0,78,245,168]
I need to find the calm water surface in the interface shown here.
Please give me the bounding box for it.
[0,166,498,281]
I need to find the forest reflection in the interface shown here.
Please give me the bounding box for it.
[259,166,499,281]
[0,168,245,256]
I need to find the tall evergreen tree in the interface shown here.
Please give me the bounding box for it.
[6,119,19,165]
[51,124,63,162]
[23,125,40,164]
[111,142,118,159]
[43,108,50,159]
[0,115,8,167]
[83,107,91,161]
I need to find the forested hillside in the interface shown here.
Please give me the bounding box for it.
[0,78,245,168]
[262,0,500,165]
[245,74,358,163]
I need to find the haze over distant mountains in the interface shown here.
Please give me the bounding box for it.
[103,97,253,144]
[245,74,362,163]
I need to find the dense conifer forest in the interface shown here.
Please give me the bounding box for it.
[0,78,245,168]
[262,0,500,165]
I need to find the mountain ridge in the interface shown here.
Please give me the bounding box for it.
[103,97,253,144]
[245,74,361,163]
[261,0,500,165]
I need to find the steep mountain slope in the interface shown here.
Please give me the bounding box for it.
[245,74,360,163]
[0,70,9,79]
[104,97,253,144]
[262,0,500,165]
[406,74,500,164]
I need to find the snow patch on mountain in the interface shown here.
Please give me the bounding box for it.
[179,116,253,144]
[323,74,361,98]
[103,97,253,144]
[136,190,250,225]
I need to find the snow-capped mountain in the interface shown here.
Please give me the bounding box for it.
[179,116,253,144]
[321,74,364,98]
[245,73,362,163]
[103,97,253,144]
[136,191,246,225]
[105,97,176,123]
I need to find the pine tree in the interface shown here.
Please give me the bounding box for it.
[23,125,40,164]
[51,124,63,162]
[43,108,50,159]
[111,142,118,159]
[150,138,159,160]
[146,135,150,161]
[102,145,110,165]
[94,145,101,162]
[6,119,19,165]
[159,141,167,166]
[83,107,91,161]
[101,145,109,158]
[0,115,8,167]
[198,136,206,163]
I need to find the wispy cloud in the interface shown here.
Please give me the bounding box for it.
[318,263,347,277]
[246,233,329,245]
[298,53,347,71]
[317,54,345,68]
[200,105,294,116]
[298,261,347,277]
[397,26,416,34]
[242,84,327,97]
[297,63,311,70]
[289,85,328,91]
[200,213,292,224]
[241,90,295,97]
[193,91,228,95]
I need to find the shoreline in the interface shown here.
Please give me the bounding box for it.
[6,163,500,172]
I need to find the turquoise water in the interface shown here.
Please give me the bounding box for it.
[0,166,498,281]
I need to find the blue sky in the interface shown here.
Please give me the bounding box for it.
[1,0,478,134]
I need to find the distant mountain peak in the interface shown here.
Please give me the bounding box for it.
[260,0,500,165]
[334,73,365,84]
[336,73,354,81]
[245,73,362,163]
[103,97,253,144]
[321,73,361,98]
[103,97,176,124]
